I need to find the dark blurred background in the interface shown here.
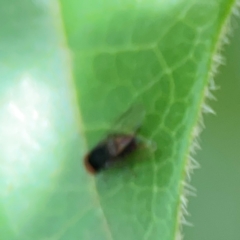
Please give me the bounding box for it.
[184,16,240,240]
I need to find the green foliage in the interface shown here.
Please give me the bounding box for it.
[0,0,236,240]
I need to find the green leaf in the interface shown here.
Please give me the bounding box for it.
[0,0,237,240]
[184,17,240,239]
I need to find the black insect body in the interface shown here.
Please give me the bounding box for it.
[84,105,146,174]
[84,134,138,174]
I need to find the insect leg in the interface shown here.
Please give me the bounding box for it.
[136,135,157,152]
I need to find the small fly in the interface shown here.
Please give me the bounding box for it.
[84,105,147,174]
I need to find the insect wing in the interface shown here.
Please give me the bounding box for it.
[107,134,134,156]
[110,104,146,135]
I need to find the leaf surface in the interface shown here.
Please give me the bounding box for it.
[0,0,236,240]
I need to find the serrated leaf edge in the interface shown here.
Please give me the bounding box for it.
[175,1,240,239]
